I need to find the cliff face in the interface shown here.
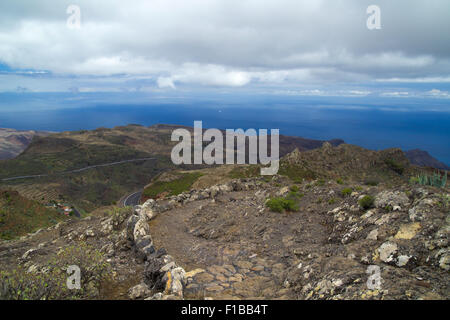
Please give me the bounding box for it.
[405,149,449,170]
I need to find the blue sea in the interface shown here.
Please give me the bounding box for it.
[0,92,449,165]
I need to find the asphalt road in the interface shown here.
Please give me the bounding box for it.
[122,190,142,207]
[1,157,156,182]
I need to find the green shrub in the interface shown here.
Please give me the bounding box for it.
[359,195,375,210]
[328,198,336,205]
[266,197,299,213]
[384,158,405,175]
[290,185,299,193]
[336,178,344,185]
[341,187,353,197]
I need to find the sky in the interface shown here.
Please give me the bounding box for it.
[0,0,449,100]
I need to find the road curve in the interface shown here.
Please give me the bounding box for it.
[122,191,142,207]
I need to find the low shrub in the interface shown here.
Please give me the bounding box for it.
[341,187,353,197]
[266,197,299,213]
[359,195,375,210]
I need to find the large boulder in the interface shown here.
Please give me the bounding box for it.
[375,190,410,209]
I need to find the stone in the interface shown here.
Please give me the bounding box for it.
[394,223,421,240]
[367,229,378,240]
[126,214,140,241]
[396,255,411,267]
[234,260,253,270]
[194,272,215,283]
[378,241,398,263]
[133,218,150,242]
[128,283,151,299]
[185,268,205,279]
[374,191,409,209]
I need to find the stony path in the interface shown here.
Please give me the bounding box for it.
[147,186,331,299]
[184,259,290,299]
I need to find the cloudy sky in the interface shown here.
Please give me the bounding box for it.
[0,0,450,98]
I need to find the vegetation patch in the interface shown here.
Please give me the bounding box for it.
[228,165,260,179]
[0,190,66,240]
[279,164,316,182]
[142,172,203,200]
[341,187,353,197]
[384,158,405,175]
[410,171,447,188]
[359,195,375,210]
[266,197,299,213]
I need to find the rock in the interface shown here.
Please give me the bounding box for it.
[165,267,186,297]
[185,268,205,279]
[396,255,412,267]
[133,218,150,242]
[409,198,436,221]
[135,233,152,248]
[394,223,421,240]
[234,260,253,270]
[277,187,290,197]
[374,190,409,209]
[21,248,36,260]
[144,256,166,291]
[378,241,398,263]
[128,283,151,299]
[85,229,95,237]
[366,229,378,240]
[126,214,140,241]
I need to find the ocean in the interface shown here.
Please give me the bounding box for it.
[0,92,449,165]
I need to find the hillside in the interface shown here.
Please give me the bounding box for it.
[0,189,66,240]
[405,149,449,170]
[0,124,345,212]
[0,125,179,211]
[0,128,51,160]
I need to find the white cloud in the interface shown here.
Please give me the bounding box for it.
[426,89,450,98]
[0,0,449,90]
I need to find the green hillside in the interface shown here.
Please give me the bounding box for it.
[0,190,66,240]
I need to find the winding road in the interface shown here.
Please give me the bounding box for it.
[0,157,157,182]
[122,190,143,207]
